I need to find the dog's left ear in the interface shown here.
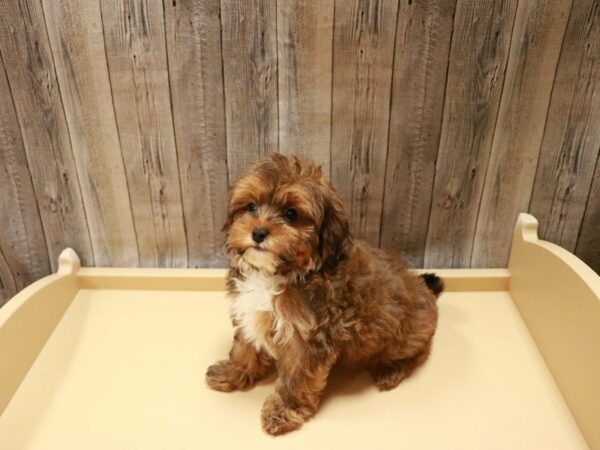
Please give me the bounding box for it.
[318,188,350,269]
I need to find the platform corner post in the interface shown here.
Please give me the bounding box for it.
[515,213,539,243]
[57,248,81,275]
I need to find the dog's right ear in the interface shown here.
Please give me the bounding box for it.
[222,204,235,232]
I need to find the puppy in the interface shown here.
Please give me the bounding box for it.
[206,154,443,435]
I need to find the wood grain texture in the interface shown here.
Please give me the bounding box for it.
[277,0,334,174]
[2,0,600,301]
[576,154,600,273]
[425,0,518,268]
[164,0,229,267]
[0,57,51,301]
[0,0,94,270]
[221,0,278,181]
[379,0,456,267]
[330,0,399,246]
[0,249,16,306]
[42,0,139,266]
[529,0,600,252]
[101,0,187,267]
[472,0,573,268]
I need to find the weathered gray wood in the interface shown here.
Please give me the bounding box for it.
[425,0,518,268]
[330,0,399,246]
[277,0,334,174]
[221,0,278,181]
[164,0,229,268]
[472,0,573,268]
[0,248,16,306]
[379,0,456,267]
[0,0,94,270]
[0,56,51,300]
[576,154,600,273]
[2,0,600,293]
[101,0,187,267]
[41,0,139,266]
[529,0,600,252]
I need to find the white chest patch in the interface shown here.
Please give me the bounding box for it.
[230,271,285,351]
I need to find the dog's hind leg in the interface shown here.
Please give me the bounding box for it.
[369,341,432,391]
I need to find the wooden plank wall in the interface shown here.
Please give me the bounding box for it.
[0,0,599,304]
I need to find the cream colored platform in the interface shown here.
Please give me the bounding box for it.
[0,214,598,449]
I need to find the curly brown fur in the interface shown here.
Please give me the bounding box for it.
[206,154,442,435]
[206,330,273,392]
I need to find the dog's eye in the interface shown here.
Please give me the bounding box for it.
[247,202,257,213]
[284,207,298,222]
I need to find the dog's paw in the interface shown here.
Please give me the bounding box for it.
[206,360,252,392]
[261,393,305,435]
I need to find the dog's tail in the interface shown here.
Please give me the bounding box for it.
[420,273,444,298]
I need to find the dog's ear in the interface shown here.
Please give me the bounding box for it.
[222,200,237,232]
[318,189,350,268]
[222,211,233,232]
[222,183,242,232]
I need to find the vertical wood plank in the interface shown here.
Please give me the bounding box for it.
[330,0,399,245]
[0,56,51,301]
[221,0,278,180]
[101,0,187,267]
[164,0,230,267]
[576,155,600,273]
[42,0,139,266]
[0,0,94,270]
[0,249,17,306]
[529,0,600,252]
[472,0,573,268]
[425,0,518,268]
[379,0,456,267]
[277,0,334,173]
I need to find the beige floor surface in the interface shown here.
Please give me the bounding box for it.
[0,289,588,450]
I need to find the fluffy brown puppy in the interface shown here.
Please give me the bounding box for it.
[206,154,443,435]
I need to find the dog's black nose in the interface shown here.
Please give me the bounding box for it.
[252,227,269,244]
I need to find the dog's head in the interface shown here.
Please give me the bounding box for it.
[224,154,350,278]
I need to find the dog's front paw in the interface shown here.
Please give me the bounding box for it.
[206,360,253,392]
[261,393,305,435]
